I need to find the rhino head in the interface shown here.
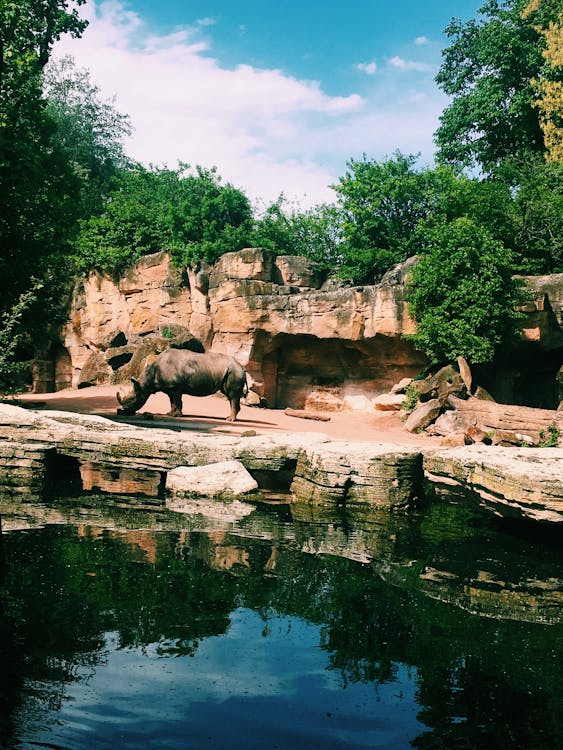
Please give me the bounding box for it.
[116,377,146,414]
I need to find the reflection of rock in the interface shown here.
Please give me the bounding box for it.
[166,496,256,523]
[416,566,563,625]
[2,493,560,627]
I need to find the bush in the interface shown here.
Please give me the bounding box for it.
[406,218,524,365]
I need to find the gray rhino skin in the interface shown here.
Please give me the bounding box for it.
[117,349,247,421]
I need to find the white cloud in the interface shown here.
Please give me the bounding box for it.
[356,61,377,75]
[388,55,432,72]
[52,1,444,207]
[414,36,430,45]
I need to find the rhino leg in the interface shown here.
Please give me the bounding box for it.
[167,391,183,417]
[226,395,241,422]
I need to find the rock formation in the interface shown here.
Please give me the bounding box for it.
[1,403,561,524]
[35,250,563,412]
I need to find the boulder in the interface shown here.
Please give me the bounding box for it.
[114,336,170,382]
[426,409,468,437]
[374,393,405,411]
[465,425,492,444]
[98,331,127,351]
[343,394,374,412]
[105,345,135,370]
[304,388,343,412]
[415,365,466,405]
[457,356,472,393]
[404,399,442,433]
[168,330,205,352]
[379,256,419,286]
[391,377,413,394]
[166,460,259,500]
[274,255,326,289]
[424,445,563,524]
[290,440,423,508]
[210,247,273,284]
[77,351,112,388]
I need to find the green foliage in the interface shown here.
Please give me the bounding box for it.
[0,1,88,318]
[331,152,526,284]
[406,218,524,365]
[43,55,133,215]
[73,165,254,276]
[502,156,563,273]
[402,384,420,417]
[538,423,560,448]
[334,153,435,283]
[0,280,42,393]
[251,197,343,268]
[434,0,555,173]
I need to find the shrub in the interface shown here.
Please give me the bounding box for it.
[406,218,524,366]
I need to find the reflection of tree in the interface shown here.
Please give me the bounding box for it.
[0,503,561,749]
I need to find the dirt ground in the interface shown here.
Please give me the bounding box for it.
[15,384,442,447]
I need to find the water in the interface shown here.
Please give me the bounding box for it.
[0,495,562,749]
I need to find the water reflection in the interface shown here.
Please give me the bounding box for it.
[0,496,562,749]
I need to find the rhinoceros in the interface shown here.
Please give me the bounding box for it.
[116,349,247,421]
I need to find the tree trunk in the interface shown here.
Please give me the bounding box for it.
[448,395,563,442]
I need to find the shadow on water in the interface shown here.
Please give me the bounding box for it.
[0,491,561,750]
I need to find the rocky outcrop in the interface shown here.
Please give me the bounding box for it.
[42,249,425,409]
[38,250,563,411]
[424,445,563,524]
[0,403,561,525]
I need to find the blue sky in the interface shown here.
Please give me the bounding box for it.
[54,0,484,207]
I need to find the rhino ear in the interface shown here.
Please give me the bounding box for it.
[131,377,141,395]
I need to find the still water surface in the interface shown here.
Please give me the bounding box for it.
[0,496,561,749]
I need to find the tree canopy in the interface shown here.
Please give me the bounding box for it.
[74,165,254,277]
[250,197,343,269]
[523,0,563,162]
[0,0,88,313]
[43,55,133,215]
[434,0,561,174]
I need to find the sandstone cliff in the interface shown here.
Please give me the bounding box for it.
[35,249,563,411]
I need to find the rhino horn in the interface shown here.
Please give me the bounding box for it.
[116,391,124,405]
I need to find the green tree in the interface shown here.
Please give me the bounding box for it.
[43,55,133,215]
[523,0,563,163]
[503,156,563,273]
[0,0,88,315]
[332,152,507,284]
[333,153,435,283]
[251,197,343,268]
[0,280,42,393]
[74,165,254,276]
[434,0,561,174]
[406,218,523,365]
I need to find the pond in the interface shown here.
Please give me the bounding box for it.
[0,493,561,750]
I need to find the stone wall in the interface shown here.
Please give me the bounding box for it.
[40,249,563,410]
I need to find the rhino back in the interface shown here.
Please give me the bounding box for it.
[152,349,238,395]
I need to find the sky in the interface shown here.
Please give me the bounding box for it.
[53,0,485,208]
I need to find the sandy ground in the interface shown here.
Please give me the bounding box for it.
[14,384,442,447]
